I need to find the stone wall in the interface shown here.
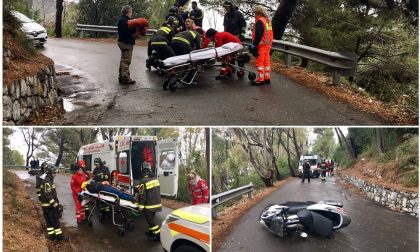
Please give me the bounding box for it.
[342,174,418,217]
[3,64,58,125]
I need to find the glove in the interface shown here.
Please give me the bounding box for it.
[249,45,259,57]
[53,202,59,208]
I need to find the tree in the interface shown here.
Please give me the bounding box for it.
[272,0,298,39]
[335,127,356,160]
[376,128,385,157]
[20,128,46,166]
[312,128,336,158]
[55,0,63,37]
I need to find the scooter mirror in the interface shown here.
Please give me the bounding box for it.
[300,232,308,238]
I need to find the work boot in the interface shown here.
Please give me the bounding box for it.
[148,233,160,241]
[265,79,271,85]
[119,78,136,85]
[144,230,153,237]
[56,234,69,241]
[47,235,56,241]
[215,75,226,80]
[251,80,264,86]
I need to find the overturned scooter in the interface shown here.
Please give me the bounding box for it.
[259,200,351,239]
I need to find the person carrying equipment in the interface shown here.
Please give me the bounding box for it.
[40,164,69,241]
[148,17,177,60]
[136,165,162,241]
[250,5,273,85]
[71,160,90,223]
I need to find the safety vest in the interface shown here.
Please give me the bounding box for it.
[40,175,59,208]
[252,16,273,45]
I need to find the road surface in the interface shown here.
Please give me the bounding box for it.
[40,39,382,125]
[218,176,418,252]
[14,170,171,252]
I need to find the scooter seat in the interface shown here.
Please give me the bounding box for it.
[286,205,310,214]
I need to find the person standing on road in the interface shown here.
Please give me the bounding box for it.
[250,5,273,86]
[70,160,89,224]
[136,166,162,241]
[189,1,204,28]
[40,164,69,241]
[187,171,210,205]
[301,160,311,183]
[319,159,327,182]
[117,6,149,85]
[223,1,246,40]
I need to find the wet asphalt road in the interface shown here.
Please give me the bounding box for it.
[13,170,170,252]
[41,38,382,126]
[218,176,418,252]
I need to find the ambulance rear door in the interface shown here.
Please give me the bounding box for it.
[157,138,179,197]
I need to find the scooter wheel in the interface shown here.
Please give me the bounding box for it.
[248,72,256,81]
[169,80,178,92]
[237,71,245,79]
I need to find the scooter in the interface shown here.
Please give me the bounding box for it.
[259,200,351,239]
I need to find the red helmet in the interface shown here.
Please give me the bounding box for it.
[77,159,86,169]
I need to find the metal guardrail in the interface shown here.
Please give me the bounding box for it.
[76,23,357,85]
[4,165,71,173]
[211,183,254,219]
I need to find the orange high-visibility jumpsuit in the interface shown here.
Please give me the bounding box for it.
[252,16,273,83]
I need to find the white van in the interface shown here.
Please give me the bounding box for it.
[77,135,179,197]
[297,155,320,178]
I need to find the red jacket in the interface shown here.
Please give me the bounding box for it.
[71,172,88,194]
[143,147,154,168]
[202,31,241,48]
[189,177,209,205]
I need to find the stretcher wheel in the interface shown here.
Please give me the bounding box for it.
[237,71,245,79]
[146,59,151,70]
[98,213,104,222]
[248,72,256,81]
[169,80,178,92]
[127,222,134,231]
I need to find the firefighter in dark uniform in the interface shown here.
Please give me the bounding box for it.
[136,164,162,241]
[166,6,185,32]
[319,159,327,182]
[92,157,111,215]
[301,160,311,183]
[223,0,246,41]
[170,30,201,55]
[40,164,69,241]
[36,162,48,200]
[147,16,177,60]
[189,1,204,28]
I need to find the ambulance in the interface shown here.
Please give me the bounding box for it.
[77,135,179,196]
[297,154,320,178]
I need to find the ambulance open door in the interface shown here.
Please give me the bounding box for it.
[157,139,179,197]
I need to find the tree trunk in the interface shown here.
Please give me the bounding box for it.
[55,0,63,38]
[376,128,385,157]
[337,128,356,160]
[291,128,301,159]
[286,129,295,176]
[272,0,298,40]
[55,135,65,167]
[334,128,344,148]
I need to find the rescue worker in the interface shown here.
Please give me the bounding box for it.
[185,17,205,38]
[147,17,177,61]
[301,160,311,183]
[82,179,134,202]
[204,28,242,80]
[319,159,327,182]
[92,157,111,215]
[170,29,202,55]
[166,6,185,32]
[40,164,69,241]
[326,159,331,177]
[187,171,209,205]
[70,160,89,223]
[136,165,162,241]
[117,5,149,85]
[223,0,246,40]
[179,6,189,22]
[330,159,335,176]
[36,162,48,200]
[250,5,273,86]
[189,1,204,28]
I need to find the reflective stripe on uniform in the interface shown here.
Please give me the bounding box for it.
[171,209,209,224]
[54,228,62,235]
[172,37,190,45]
[159,27,171,34]
[151,41,168,45]
[189,30,196,39]
[149,225,160,231]
[145,180,160,189]
[145,204,162,209]
[167,222,210,244]
[49,199,55,204]
[41,203,50,207]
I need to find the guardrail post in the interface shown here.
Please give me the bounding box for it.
[212,207,218,219]
[285,53,292,68]
[247,191,253,199]
[79,31,84,38]
[333,70,341,85]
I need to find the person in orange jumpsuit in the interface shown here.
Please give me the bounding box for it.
[187,171,209,205]
[250,5,273,85]
[70,160,90,223]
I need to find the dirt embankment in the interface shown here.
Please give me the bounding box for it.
[212,177,294,252]
[339,159,418,193]
[3,170,81,252]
